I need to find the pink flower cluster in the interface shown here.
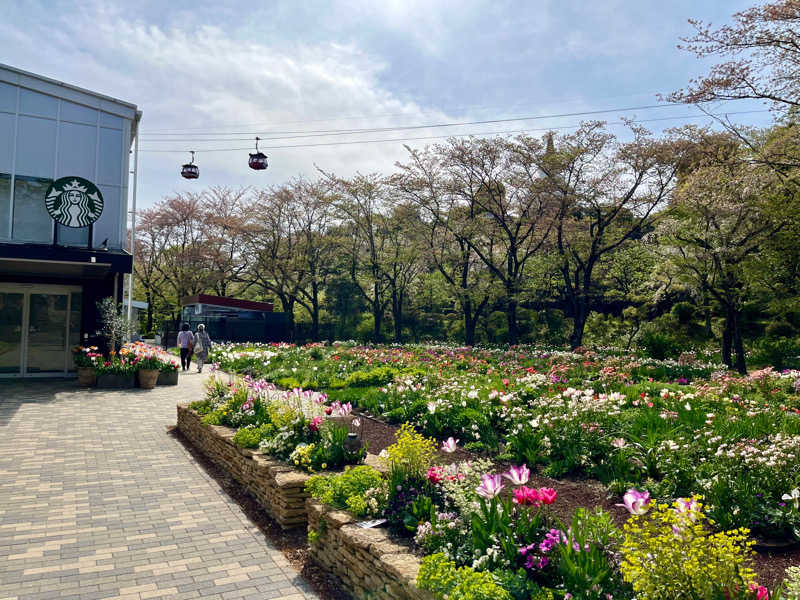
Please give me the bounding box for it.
[513,486,557,506]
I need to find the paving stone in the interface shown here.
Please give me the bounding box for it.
[0,375,316,600]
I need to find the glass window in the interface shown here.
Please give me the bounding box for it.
[27,293,68,374]
[0,292,23,374]
[58,223,89,246]
[0,173,10,239]
[68,292,82,372]
[13,175,52,243]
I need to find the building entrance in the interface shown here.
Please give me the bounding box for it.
[0,283,81,377]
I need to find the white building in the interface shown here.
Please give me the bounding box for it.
[0,64,140,377]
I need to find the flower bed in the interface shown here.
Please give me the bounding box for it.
[208,343,800,547]
[303,425,782,599]
[176,374,373,528]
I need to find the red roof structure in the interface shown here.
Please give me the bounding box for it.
[182,294,273,312]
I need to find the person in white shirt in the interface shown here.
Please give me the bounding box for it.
[177,323,194,371]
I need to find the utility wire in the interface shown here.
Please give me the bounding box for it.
[138,103,700,140]
[138,109,770,154]
[141,90,665,133]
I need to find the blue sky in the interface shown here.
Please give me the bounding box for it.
[2,0,774,211]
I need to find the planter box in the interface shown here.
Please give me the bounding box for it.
[176,405,313,529]
[96,373,136,389]
[158,370,179,386]
[307,499,432,600]
[77,367,96,387]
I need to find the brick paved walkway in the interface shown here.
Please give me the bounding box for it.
[0,373,318,600]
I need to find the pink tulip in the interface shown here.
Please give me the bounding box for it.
[441,437,458,453]
[538,487,557,505]
[476,474,504,499]
[503,464,530,486]
[618,489,651,515]
[513,486,540,505]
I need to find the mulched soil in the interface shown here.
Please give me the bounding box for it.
[167,427,352,600]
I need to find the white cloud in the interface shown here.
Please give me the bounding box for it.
[1,7,459,207]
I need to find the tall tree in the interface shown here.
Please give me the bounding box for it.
[325,172,393,342]
[150,193,211,319]
[668,1,800,110]
[133,207,169,332]
[394,147,493,346]
[202,186,250,297]
[530,122,684,348]
[663,130,788,373]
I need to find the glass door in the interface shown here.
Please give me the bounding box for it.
[0,283,82,377]
[0,292,24,373]
[26,293,69,374]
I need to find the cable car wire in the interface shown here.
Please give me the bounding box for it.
[138,109,770,154]
[138,102,706,140]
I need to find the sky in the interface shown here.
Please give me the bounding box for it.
[1,0,775,214]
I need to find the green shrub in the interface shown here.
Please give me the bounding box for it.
[201,411,222,425]
[305,465,386,518]
[495,569,554,600]
[381,422,437,480]
[620,498,755,599]
[417,554,511,600]
[671,301,696,325]
[232,424,275,449]
[189,399,214,415]
[344,367,397,387]
[274,376,301,389]
[639,328,683,360]
[751,337,800,370]
[765,321,796,339]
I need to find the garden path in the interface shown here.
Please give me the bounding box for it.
[0,373,318,600]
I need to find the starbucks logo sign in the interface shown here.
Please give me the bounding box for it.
[45,177,104,228]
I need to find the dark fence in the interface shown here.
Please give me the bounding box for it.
[162,313,291,347]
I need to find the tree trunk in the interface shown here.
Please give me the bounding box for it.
[569,297,587,350]
[721,310,733,368]
[463,297,476,346]
[311,283,320,342]
[392,288,402,343]
[280,295,296,342]
[372,283,383,342]
[731,309,747,374]
[145,290,153,333]
[506,296,518,345]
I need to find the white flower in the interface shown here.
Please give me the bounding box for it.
[782,488,800,510]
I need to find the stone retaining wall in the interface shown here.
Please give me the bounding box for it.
[176,404,310,528]
[306,498,433,600]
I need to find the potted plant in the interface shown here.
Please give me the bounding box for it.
[134,351,161,390]
[157,358,180,386]
[95,353,137,389]
[73,346,101,386]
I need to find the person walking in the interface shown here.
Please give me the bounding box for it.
[177,323,194,371]
[193,324,212,373]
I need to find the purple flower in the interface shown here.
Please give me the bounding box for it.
[476,473,504,499]
[618,489,651,515]
[503,464,530,486]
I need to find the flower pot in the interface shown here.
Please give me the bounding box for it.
[96,374,136,389]
[77,367,96,387]
[137,368,159,390]
[157,370,179,386]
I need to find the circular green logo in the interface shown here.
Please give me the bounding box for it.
[45,176,104,228]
